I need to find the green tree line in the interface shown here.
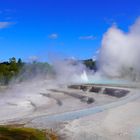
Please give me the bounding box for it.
[0,57,24,85]
[0,57,52,85]
[0,57,96,85]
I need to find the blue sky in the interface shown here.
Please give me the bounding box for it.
[0,0,140,61]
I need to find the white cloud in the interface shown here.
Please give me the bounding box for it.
[48,33,58,39]
[92,56,96,61]
[0,22,15,29]
[79,35,96,40]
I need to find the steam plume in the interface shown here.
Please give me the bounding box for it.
[98,17,140,81]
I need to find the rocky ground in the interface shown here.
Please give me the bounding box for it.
[0,81,139,140]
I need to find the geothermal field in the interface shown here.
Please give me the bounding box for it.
[1,15,140,140]
[0,75,140,140]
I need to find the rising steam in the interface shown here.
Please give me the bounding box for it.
[51,58,89,84]
[97,17,140,81]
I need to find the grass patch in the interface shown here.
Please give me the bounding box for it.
[0,125,49,140]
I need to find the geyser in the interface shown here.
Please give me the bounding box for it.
[80,70,89,82]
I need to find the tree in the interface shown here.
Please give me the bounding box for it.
[9,57,16,64]
[83,59,97,70]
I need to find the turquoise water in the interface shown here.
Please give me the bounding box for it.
[133,127,140,140]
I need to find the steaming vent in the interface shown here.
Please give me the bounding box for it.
[80,71,89,82]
